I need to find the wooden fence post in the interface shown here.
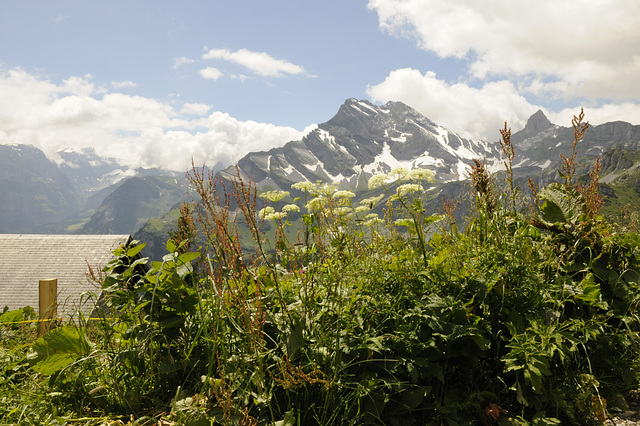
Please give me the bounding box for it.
[39,278,57,337]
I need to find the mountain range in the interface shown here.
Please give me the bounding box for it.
[2,98,640,258]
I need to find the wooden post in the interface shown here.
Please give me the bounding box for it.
[39,278,57,337]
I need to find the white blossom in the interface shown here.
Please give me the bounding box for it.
[333,190,355,199]
[264,211,287,221]
[390,167,410,181]
[260,190,289,203]
[306,196,327,212]
[368,174,389,189]
[258,206,275,219]
[291,181,315,192]
[408,168,435,182]
[396,183,423,196]
[282,204,300,213]
[360,194,384,207]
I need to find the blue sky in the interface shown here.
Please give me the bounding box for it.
[1,1,639,171]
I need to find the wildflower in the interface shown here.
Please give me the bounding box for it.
[333,190,355,199]
[397,183,422,196]
[354,205,370,213]
[364,217,384,226]
[408,168,435,182]
[264,212,287,221]
[360,194,384,207]
[306,196,327,212]
[317,183,337,197]
[334,206,352,216]
[261,190,289,203]
[258,206,275,219]
[291,181,315,192]
[390,167,410,181]
[368,173,389,189]
[282,204,300,213]
[364,213,380,221]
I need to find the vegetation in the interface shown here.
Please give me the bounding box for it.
[2,110,640,425]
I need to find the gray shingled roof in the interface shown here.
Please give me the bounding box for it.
[0,234,131,318]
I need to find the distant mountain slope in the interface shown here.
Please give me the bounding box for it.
[80,175,189,235]
[512,110,640,173]
[4,98,640,241]
[220,98,500,190]
[0,145,79,232]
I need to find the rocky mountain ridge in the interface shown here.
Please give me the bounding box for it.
[221,98,500,191]
[2,98,640,239]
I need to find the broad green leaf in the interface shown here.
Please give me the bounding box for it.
[539,199,566,224]
[178,251,200,264]
[538,183,586,224]
[30,326,92,375]
[126,242,146,257]
[274,410,296,426]
[287,319,305,359]
[397,386,431,409]
[0,308,24,324]
[576,273,602,304]
[166,239,177,253]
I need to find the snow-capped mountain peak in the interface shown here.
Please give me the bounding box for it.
[221,98,500,190]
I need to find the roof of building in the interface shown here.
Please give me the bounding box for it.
[0,234,131,318]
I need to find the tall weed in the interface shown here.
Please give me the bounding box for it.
[2,110,640,425]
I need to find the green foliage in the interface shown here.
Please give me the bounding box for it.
[3,114,640,425]
[29,325,92,375]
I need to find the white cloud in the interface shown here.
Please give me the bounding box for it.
[367,68,537,140]
[0,67,310,172]
[367,68,640,140]
[181,103,211,116]
[111,80,137,89]
[548,103,640,131]
[199,66,223,80]
[367,0,640,101]
[202,47,310,78]
[173,56,195,69]
[366,0,640,139]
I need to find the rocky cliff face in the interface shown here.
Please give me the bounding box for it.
[221,98,501,190]
[512,110,640,173]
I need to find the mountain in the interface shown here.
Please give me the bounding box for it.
[80,175,190,235]
[56,147,131,197]
[3,98,640,252]
[0,145,79,232]
[511,110,640,173]
[220,98,500,191]
[0,143,187,234]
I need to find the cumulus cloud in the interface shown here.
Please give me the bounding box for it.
[199,66,223,80]
[367,68,538,140]
[367,0,640,101]
[0,67,310,172]
[366,0,640,138]
[181,103,211,116]
[202,47,310,78]
[367,68,640,140]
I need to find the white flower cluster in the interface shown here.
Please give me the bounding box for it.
[367,167,434,196]
[291,181,315,192]
[397,183,423,196]
[368,174,389,190]
[282,204,300,213]
[260,190,289,203]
